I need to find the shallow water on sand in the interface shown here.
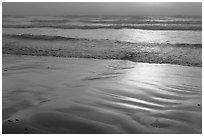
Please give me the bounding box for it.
[2,55,202,134]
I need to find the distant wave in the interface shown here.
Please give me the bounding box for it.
[82,20,201,25]
[3,34,90,41]
[30,19,71,23]
[25,19,203,25]
[2,24,202,31]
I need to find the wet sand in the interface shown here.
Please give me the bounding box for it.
[2,55,202,134]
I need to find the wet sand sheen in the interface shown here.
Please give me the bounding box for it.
[2,55,202,134]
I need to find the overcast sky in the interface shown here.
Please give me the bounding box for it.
[2,2,202,16]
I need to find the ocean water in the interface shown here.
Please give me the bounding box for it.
[3,15,202,44]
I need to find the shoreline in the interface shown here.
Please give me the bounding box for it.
[2,54,201,68]
[3,36,202,67]
[3,54,200,68]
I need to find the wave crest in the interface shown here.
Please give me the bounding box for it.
[3,34,89,41]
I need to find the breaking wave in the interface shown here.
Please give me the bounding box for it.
[3,34,90,41]
[3,34,202,48]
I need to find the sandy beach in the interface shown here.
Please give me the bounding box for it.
[2,8,202,134]
[2,55,202,134]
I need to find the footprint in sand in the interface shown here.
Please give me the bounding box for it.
[151,119,170,128]
[7,118,20,123]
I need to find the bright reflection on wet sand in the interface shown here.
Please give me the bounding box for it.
[2,55,202,134]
